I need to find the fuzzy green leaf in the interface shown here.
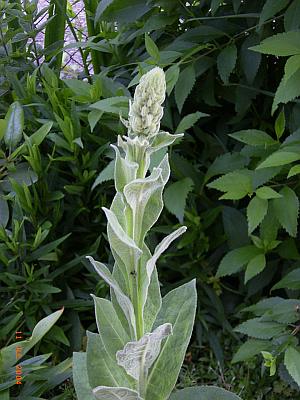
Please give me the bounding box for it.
[169,386,242,400]
[217,245,261,277]
[272,187,299,237]
[247,196,268,233]
[217,44,237,84]
[73,352,95,400]
[93,386,142,400]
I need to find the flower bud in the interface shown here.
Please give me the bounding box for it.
[128,67,166,137]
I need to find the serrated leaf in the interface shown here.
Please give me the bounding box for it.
[175,65,196,113]
[164,177,194,223]
[145,33,160,61]
[272,269,300,290]
[257,151,300,169]
[87,256,137,336]
[165,64,180,96]
[235,318,286,339]
[272,68,300,114]
[284,347,300,387]
[256,186,282,199]
[217,245,261,277]
[169,386,242,400]
[233,339,272,363]
[217,44,237,84]
[230,129,276,146]
[250,32,300,56]
[245,253,266,283]
[205,153,247,182]
[272,187,299,237]
[284,55,300,83]
[288,164,300,178]
[146,280,197,400]
[92,160,115,190]
[240,33,262,84]
[247,196,268,233]
[93,386,142,400]
[259,0,290,27]
[175,111,209,133]
[116,323,172,380]
[4,101,24,150]
[207,170,252,200]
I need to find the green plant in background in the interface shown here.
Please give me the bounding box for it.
[73,67,241,400]
[0,308,73,400]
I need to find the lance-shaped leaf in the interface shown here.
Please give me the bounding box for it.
[112,145,138,193]
[141,227,187,319]
[73,352,96,400]
[169,386,242,399]
[93,386,143,400]
[87,332,134,389]
[116,323,172,381]
[87,256,136,337]
[4,101,24,150]
[92,296,130,355]
[146,280,197,400]
[103,207,143,276]
[150,131,183,154]
[124,155,170,243]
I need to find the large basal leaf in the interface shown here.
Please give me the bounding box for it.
[73,352,96,400]
[87,256,136,337]
[4,101,24,150]
[86,332,133,389]
[145,280,197,400]
[272,186,299,237]
[116,323,172,380]
[169,386,242,400]
[284,347,300,387]
[93,386,143,400]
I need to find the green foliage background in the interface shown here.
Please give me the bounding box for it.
[1,0,300,398]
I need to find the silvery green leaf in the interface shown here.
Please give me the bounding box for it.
[112,145,138,193]
[124,155,170,243]
[146,281,197,400]
[92,296,130,354]
[141,227,187,317]
[93,386,143,400]
[87,256,136,337]
[150,131,183,154]
[73,352,96,400]
[169,386,242,400]
[103,207,143,277]
[116,323,172,380]
[87,332,133,389]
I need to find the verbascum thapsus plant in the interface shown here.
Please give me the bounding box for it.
[73,67,242,400]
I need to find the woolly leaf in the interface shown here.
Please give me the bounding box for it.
[169,386,242,400]
[217,245,261,277]
[72,352,95,400]
[217,44,237,84]
[164,177,194,223]
[284,347,300,387]
[93,386,142,400]
[175,65,196,113]
[247,196,268,233]
[272,187,299,237]
[116,323,172,380]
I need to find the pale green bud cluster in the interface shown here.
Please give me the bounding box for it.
[128,67,166,137]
